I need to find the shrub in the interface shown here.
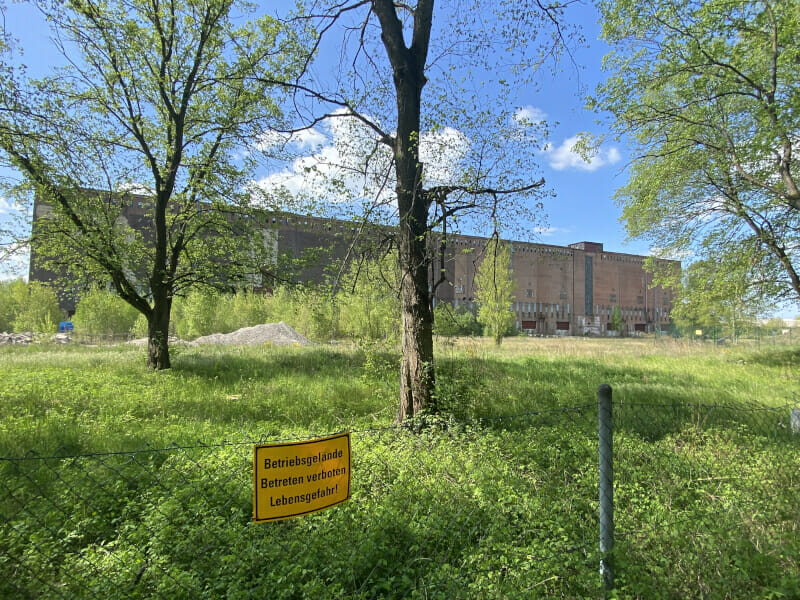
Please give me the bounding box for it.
[72,287,140,336]
[433,303,481,336]
[0,278,27,332]
[10,281,63,333]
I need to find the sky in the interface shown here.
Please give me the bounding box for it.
[0,0,650,281]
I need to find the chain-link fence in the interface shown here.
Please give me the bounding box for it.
[609,394,800,598]
[2,395,798,599]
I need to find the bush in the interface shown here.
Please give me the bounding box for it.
[175,289,237,339]
[72,287,140,336]
[8,281,63,333]
[433,303,481,336]
[0,278,27,332]
[337,253,400,342]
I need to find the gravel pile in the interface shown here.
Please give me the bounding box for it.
[192,322,312,346]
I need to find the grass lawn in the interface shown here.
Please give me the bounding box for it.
[1,337,799,598]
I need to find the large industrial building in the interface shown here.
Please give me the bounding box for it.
[29,193,679,336]
[275,215,679,336]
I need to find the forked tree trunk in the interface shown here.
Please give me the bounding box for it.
[373,0,436,423]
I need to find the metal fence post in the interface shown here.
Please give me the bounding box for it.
[598,384,614,594]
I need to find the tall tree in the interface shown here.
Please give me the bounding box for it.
[594,0,800,305]
[474,238,516,345]
[0,0,301,368]
[280,0,574,421]
[647,240,774,339]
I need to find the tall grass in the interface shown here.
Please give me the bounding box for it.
[1,338,798,598]
[1,337,797,457]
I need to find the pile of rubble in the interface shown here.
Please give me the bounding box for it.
[0,332,74,345]
[0,332,34,345]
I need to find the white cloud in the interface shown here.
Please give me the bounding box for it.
[0,197,15,215]
[0,241,29,280]
[513,105,547,125]
[255,115,472,206]
[419,127,471,187]
[534,225,571,237]
[545,135,621,172]
[255,126,328,153]
[117,182,155,196]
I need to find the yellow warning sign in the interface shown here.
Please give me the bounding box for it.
[253,432,351,523]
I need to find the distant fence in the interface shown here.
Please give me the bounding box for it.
[1,397,798,598]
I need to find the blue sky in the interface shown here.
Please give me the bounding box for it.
[0,0,653,281]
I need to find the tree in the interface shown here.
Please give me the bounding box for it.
[648,243,772,339]
[609,305,623,333]
[281,0,574,421]
[0,0,301,368]
[474,239,516,345]
[595,0,800,306]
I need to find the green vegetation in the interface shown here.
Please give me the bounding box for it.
[0,278,63,333]
[609,304,623,333]
[72,287,141,336]
[1,339,798,598]
[433,303,481,337]
[474,239,516,345]
[596,0,800,307]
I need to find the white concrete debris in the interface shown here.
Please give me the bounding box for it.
[0,332,34,345]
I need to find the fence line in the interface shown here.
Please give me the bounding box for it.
[2,398,798,598]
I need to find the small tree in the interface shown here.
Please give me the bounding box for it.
[474,239,516,345]
[609,305,623,333]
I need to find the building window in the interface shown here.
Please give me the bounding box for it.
[526,288,533,297]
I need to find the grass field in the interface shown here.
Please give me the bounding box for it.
[1,337,799,598]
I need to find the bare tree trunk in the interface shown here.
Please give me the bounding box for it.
[147,285,171,370]
[397,218,435,422]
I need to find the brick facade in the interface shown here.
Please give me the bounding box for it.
[29,194,678,334]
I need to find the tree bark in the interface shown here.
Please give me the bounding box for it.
[372,0,437,422]
[397,210,436,421]
[147,282,172,370]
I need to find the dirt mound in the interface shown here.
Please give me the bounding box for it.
[192,322,312,346]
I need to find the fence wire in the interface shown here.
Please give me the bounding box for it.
[1,400,798,599]
[611,400,800,599]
